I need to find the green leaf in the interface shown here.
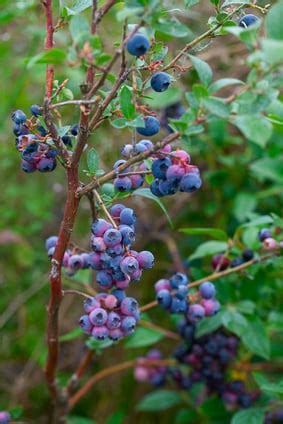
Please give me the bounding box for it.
[60,0,92,16]
[105,411,125,424]
[234,115,273,147]
[110,118,128,129]
[125,327,164,348]
[190,240,228,260]
[146,87,182,109]
[241,316,270,359]
[68,416,96,424]
[58,126,71,137]
[221,310,249,337]
[137,390,182,411]
[231,408,265,424]
[185,0,199,7]
[155,21,191,38]
[59,327,83,342]
[133,188,173,228]
[265,1,283,40]
[179,227,227,241]
[250,158,283,184]
[209,78,244,93]
[87,148,99,175]
[261,38,283,65]
[233,192,257,221]
[196,312,223,337]
[188,54,213,86]
[69,15,89,43]
[203,97,229,118]
[86,338,113,352]
[27,48,66,68]
[119,86,135,120]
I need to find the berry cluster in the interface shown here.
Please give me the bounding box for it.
[238,14,259,28]
[134,349,167,386]
[80,290,140,341]
[155,273,220,322]
[89,205,154,289]
[265,409,283,423]
[45,236,90,276]
[0,412,10,424]
[150,150,202,197]
[212,227,282,271]
[135,327,256,411]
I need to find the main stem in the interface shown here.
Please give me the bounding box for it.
[44,0,54,99]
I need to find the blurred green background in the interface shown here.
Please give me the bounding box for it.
[0,0,282,422]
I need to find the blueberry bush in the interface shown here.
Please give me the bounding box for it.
[1,0,283,422]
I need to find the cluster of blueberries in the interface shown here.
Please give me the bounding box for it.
[0,412,10,424]
[135,327,257,412]
[46,204,154,290]
[211,228,281,272]
[11,107,79,173]
[150,149,202,196]
[155,273,220,322]
[80,291,140,341]
[265,410,283,424]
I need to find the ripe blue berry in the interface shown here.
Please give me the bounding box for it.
[36,157,57,172]
[109,328,123,341]
[91,236,106,252]
[89,307,108,326]
[91,219,112,236]
[92,326,109,340]
[120,297,139,317]
[30,104,42,117]
[121,143,134,158]
[150,179,163,197]
[107,311,121,329]
[71,124,79,136]
[110,203,126,218]
[68,254,84,270]
[157,289,172,308]
[121,316,137,335]
[120,256,139,275]
[188,304,205,322]
[79,315,93,334]
[239,14,259,28]
[62,135,72,147]
[84,297,100,313]
[127,33,150,57]
[137,251,155,269]
[137,116,160,136]
[242,249,254,261]
[111,289,126,304]
[120,225,135,246]
[170,272,188,289]
[171,298,188,314]
[96,271,113,288]
[180,173,202,193]
[45,235,58,251]
[199,282,216,299]
[120,208,136,226]
[21,160,36,173]
[114,176,132,192]
[152,157,172,179]
[12,109,27,124]
[258,228,272,242]
[103,228,122,247]
[0,411,10,424]
[150,72,171,92]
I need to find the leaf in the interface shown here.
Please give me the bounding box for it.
[233,192,257,221]
[119,86,135,120]
[265,1,283,40]
[241,316,270,359]
[242,215,274,227]
[231,408,265,424]
[155,21,191,38]
[105,411,125,424]
[60,0,92,16]
[221,310,249,337]
[58,126,71,137]
[86,338,113,352]
[59,327,83,342]
[110,118,128,129]
[250,158,283,184]
[189,241,228,260]
[125,327,164,348]
[137,390,182,411]
[68,416,96,424]
[179,227,227,241]
[203,97,229,118]
[261,38,283,65]
[27,48,66,68]
[188,54,213,86]
[69,15,89,43]
[209,78,244,93]
[87,148,99,174]
[234,115,273,147]
[146,87,182,109]
[196,312,223,338]
[185,0,199,7]
[133,188,173,228]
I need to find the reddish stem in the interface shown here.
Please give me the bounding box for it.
[44,0,54,98]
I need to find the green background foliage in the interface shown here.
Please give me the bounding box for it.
[0,0,282,422]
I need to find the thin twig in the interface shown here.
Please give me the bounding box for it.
[63,289,92,299]
[139,320,180,340]
[50,99,99,109]
[93,189,117,228]
[43,0,54,98]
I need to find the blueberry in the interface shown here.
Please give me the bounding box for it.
[30,104,42,117]
[150,72,171,92]
[121,143,134,158]
[68,254,84,270]
[188,304,205,322]
[175,284,188,300]
[180,172,202,193]
[107,312,121,329]
[47,246,55,258]
[21,160,37,173]
[239,14,259,28]
[96,271,113,288]
[37,157,57,172]
[170,272,188,289]
[152,157,172,179]
[127,33,150,57]
[158,179,178,196]
[120,297,139,317]
[91,236,107,252]
[71,124,79,136]
[92,326,109,340]
[12,109,27,124]
[199,282,216,299]
[137,116,160,136]
[0,412,11,424]
[137,251,154,269]
[120,225,135,246]
[171,298,188,314]
[103,228,122,247]
[84,297,100,313]
[120,256,139,275]
[91,219,112,236]
[230,257,244,268]
[258,228,272,242]
[106,243,124,257]
[121,316,137,335]
[89,307,108,326]
[46,149,58,159]
[45,236,58,251]
[109,328,123,341]
[37,125,48,136]
[150,179,163,197]
[137,139,154,152]
[114,176,132,192]
[242,248,254,262]
[129,174,144,189]
[62,135,72,147]
[111,289,126,304]
[110,204,126,218]
[120,208,136,226]
[166,165,185,181]
[79,315,93,334]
